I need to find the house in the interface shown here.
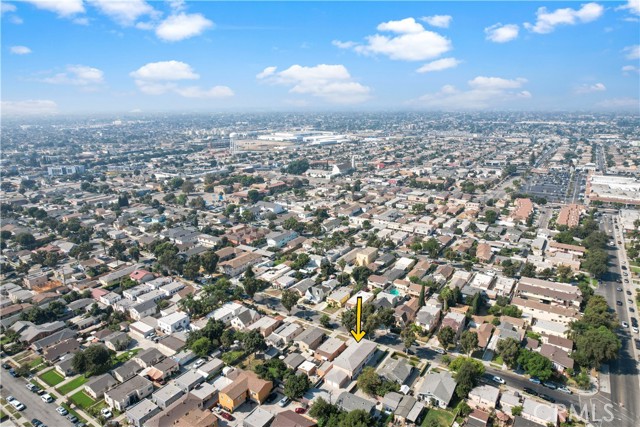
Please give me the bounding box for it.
[113,359,143,383]
[84,373,118,399]
[378,357,414,385]
[332,339,377,379]
[327,288,351,307]
[393,395,424,426]
[104,331,131,351]
[266,230,299,248]
[32,328,76,352]
[441,311,467,339]
[267,323,303,347]
[173,369,206,392]
[243,407,274,427]
[476,323,495,349]
[105,376,154,411]
[157,311,189,334]
[126,399,162,427]
[152,383,184,409]
[219,252,263,277]
[130,269,155,283]
[230,307,261,330]
[335,392,376,415]
[355,247,378,266]
[146,357,180,384]
[146,394,218,427]
[133,348,165,368]
[467,409,491,427]
[315,337,347,362]
[294,327,325,352]
[415,305,441,333]
[246,316,282,337]
[540,343,575,372]
[129,300,158,320]
[468,385,500,411]
[271,410,316,427]
[418,371,456,408]
[218,369,272,413]
[522,398,558,426]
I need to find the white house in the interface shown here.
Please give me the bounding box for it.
[157,312,190,334]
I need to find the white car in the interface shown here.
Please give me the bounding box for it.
[633,326,639,334]
[6,396,15,403]
[558,386,573,394]
[10,400,26,411]
[492,376,506,384]
[41,394,53,403]
[193,359,206,369]
[622,321,629,328]
[56,406,68,416]
[101,408,113,419]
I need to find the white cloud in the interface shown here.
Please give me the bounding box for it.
[377,17,424,34]
[334,17,451,61]
[617,0,640,16]
[421,15,452,28]
[88,0,156,26]
[130,60,231,98]
[597,97,639,109]
[1,2,16,15]
[416,57,461,73]
[1,99,58,116]
[485,23,519,43]
[622,65,640,74]
[257,64,371,104]
[174,86,234,98]
[22,0,84,17]
[623,45,640,60]
[155,12,213,41]
[575,82,606,94]
[415,76,531,109]
[524,2,604,34]
[41,65,104,86]
[10,45,31,55]
[256,66,277,79]
[130,60,199,81]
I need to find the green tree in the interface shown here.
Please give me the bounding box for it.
[437,326,456,349]
[15,232,36,249]
[460,331,479,356]
[356,367,381,396]
[517,349,553,381]
[281,289,299,313]
[191,337,212,357]
[484,210,498,224]
[320,314,331,328]
[496,338,521,368]
[181,180,195,194]
[521,262,537,278]
[284,373,311,399]
[450,357,485,398]
[573,326,621,369]
[401,326,416,351]
[242,330,266,353]
[201,251,219,274]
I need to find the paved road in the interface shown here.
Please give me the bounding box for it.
[594,214,640,427]
[0,372,70,427]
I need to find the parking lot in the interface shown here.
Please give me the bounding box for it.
[522,170,571,202]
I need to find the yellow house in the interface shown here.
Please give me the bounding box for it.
[219,370,272,413]
[326,288,350,307]
[355,247,378,267]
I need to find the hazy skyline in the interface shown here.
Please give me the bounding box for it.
[2,0,639,115]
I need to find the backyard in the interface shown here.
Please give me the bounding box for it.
[69,390,96,409]
[421,408,455,427]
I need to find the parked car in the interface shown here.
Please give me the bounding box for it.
[622,321,629,328]
[193,359,206,369]
[540,394,556,403]
[219,412,234,421]
[26,383,37,391]
[278,396,290,407]
[558,386,572,394]
[492,376,506,384]
[101,408,113,419]
[10,400,26,411]
[8,368,18,377]
[67,415,79,423]
[266,393,278,403]
[2,363,11,369]
[295,408,307,414]
[7,396,15,403]
[31,419,43,427]
[56,407,69,416]
[41,394,54,403]
[528,377,541,384]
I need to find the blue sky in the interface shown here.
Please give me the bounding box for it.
[1,0,639,115]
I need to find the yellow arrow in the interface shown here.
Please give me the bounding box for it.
[350,296,366,342]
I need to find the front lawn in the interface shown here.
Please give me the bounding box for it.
[69,390,96,409]
[56,376,88,395]
[40,369,65,386]
[421,408,455,427]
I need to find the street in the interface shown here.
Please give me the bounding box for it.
[0,371,71,427]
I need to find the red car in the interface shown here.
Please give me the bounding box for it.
[220,412,235,421]
[295,408,306,414]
